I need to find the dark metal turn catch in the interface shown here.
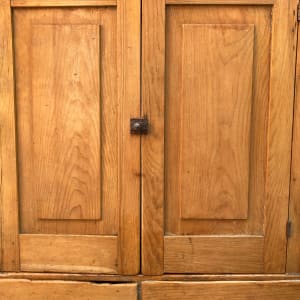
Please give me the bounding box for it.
[130,118,149,135]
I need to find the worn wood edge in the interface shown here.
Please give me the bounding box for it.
[0,279,137,300]
[166,0,275,4]
[141,0,165,276]
[1,273,300,282]
[11,0,117,7]
[264,0,298,273]
[20,235,118,274]
[0,0,20,272]
[141,280,300,299]
[117,0,141,275]
[287,22,300,273]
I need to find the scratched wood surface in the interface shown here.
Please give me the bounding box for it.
[0,280,137,300]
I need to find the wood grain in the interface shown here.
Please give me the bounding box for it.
[165,5,270,237]
[0,280,137,300]
[14,4,140,275]
[1,272,300,283]
[0,0,20,271]
[117,0,141,275]
[30,24,101,221]
[14,8,119,235]
[166,0,275,4]
[20,234,118,273]
[141,281,300,300]
[11,0,117,7]
[147,1,295,274]
[164,236,264,273]
[142,0,165,275]
[287,22,300,273]
[264,0,298,273]
[180,24,254,220]
[163,5,271,274]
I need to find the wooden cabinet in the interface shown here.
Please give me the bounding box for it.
[1,0,300,298]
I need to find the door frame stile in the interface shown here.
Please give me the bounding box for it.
[287,0,300,273]
[141,0,166,275]
[264,0,298,273]
[0,0,20,271]
[118,0,141,275]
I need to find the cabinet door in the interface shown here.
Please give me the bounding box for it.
[0,0,140,274]
[142,0,297,274]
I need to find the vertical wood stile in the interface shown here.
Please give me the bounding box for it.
[287,11,300,273]
[264,0,298,272]
[142,0,165,275]
[118,0,141,275]
[0,0,20,271]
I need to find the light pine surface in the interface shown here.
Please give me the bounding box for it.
[141,0,165,275]
[0,0,20,271]
[11,0,117,6]
[20,234,118,273]
[165,5,270,237]
[141,281,300,300]
[287,21,300,273]
[14,7,118,236]
[143,0,297,274]
[164,236,264,273]
[166,0,275,4]
[7,0,140,275]
[0,280,137,300]
[117,0,141,275]
[179,23,254,220]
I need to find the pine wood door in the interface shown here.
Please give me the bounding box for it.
[142,0,298,274]
[0,0,140,275]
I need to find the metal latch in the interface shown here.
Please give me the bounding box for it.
[287,221,292,239]
[130,117,149,135]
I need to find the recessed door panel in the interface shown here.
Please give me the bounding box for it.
[165,6,269,237]
[180,23,254,220]
[31,24,101,221]
[14,8,116,234]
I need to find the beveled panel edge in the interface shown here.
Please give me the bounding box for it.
[11,0,117,7]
